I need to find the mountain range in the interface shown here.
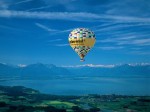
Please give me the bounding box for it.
[0,63,149,80]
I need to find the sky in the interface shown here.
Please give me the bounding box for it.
[0,0,150,66]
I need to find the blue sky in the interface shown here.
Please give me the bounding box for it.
[0,0,150,66]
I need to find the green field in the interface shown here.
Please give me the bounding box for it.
[0,85,150,112]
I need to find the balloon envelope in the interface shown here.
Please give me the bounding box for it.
[68,28,96,61]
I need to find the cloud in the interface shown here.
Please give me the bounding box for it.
[0,10,99,21]
[54,44,69,47]
[117,38,150,46]
[106,0,150,17]
[47,43,69,47]
[97,34,150,46]
[94,22,150,44]
[35,23,58,32]
[62,63,150,68]
[128,63,150,66]
[96,36,132,43]
[50,28,73,35]
[0,24,26,32]
[62,64,115,68]
[98,35,138,42]
[26,5,52,11]
[42,0,150,18]
[130,51,150,55]
[0,1,9,10]
[132,39,150,45]
[95,23,150,33]
[35,23,72,35]
[14,0,33,5]
[97,46,124,50]
[100,38,150,46]
[91,23,118,29]
[0,24,17,30]
[0,10,150,22]
[130,47,142,50]
[0,62,7,65]
[116,36,137,40]
[102,15,150,22]
[47,39,62,42]
[18,64,27,67]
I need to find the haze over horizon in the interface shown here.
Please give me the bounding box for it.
[0,0,150,66]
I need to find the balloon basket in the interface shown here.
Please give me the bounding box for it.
[80,59,85,62]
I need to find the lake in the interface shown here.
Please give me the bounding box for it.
[0,77,149,95]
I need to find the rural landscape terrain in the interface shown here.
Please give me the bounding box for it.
[0,85,150,112]
[0,63,150,112]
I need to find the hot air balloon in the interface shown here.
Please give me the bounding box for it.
[68,28,96,61]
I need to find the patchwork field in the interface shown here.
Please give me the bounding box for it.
[0,85,150,112]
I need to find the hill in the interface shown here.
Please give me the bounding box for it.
[0,85,150,112]
[0,63,149,80]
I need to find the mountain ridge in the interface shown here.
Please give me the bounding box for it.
[0,63,149,80]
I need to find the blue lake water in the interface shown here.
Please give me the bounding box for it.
[0,77,150,95]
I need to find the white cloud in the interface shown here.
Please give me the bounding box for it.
[97,46,123,50]
[0,10,100,21]
[47,39,62,42]
[54,44,69,47]
[103,15,150,22]
[0,10,150,22]
[106,0,150,17]
[95,23,150,33]
[132,39,150,45]
[35,23,58,32]
[62,63,150,68]
[130,47,142,50]
[90,23,116,29]
[97,35,135,42]
[47,43,69,47]
[97,35,150,46]
[35,22,73,35]
[35,23,73,36]
[117,38,150,46]
[14,0,33,5]
[26,5,52,11]
[50,28,73,35]
[17,64,27,67]
[117,36,137,40]
[0,1,9,10]
[62,64,115,68]
[0,62,7,65]
[130,51,150,55]
[0,24,12,29]
[0,24,26,32]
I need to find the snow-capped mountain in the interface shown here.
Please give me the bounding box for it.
[0,63,149,80]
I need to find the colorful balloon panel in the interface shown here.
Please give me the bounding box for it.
[68,28,96,61]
